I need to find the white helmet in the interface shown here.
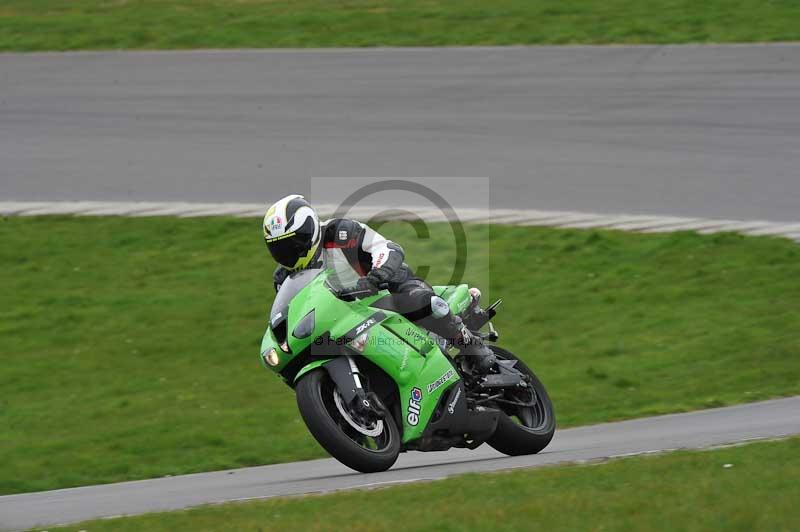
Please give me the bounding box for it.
[263,194,321,270]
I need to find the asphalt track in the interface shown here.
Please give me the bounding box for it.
[2,396,799,530]
[2,44,800,221]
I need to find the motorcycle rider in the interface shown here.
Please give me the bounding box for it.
[263,194,496,374]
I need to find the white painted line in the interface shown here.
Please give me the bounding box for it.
[0,201,54,215]
[491,210,576,224]
[555,214,631,227]
[3,201,799,243]
[127,202,208,217]
[76,202,176,216]
[234,209,272,218]
[358,210,417,221]
[178,205,264,218]
[744,223,800,236]
[7,201,102,216]
[486,210,555,224]
[517,213,602,226]
[445,209,506,223]
[559,215,667,230]
[7,42,800,61]
[696,221,776,234]
[638,219,741,233]
[604,216,696,231]
[71,202,133,215]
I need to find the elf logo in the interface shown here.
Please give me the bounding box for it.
[407,387,423,426]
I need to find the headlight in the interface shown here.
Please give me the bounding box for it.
[262,348,280,367]
[293,310,315,339]
[351,331,369,353]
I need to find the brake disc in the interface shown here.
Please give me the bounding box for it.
[333,390,384,438]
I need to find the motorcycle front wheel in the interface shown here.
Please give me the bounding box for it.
[296,368,400,473]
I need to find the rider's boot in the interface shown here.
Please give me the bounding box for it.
[427,295,496,374]
[454,323,497,374]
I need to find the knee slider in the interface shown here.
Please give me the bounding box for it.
[430,295,451,319]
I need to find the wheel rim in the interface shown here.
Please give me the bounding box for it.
[494,355,551,432]
[508,385,550,431]
[333,390,385,437]
[320,375,394,452]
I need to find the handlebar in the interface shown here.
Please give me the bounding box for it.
[335,282,389,301]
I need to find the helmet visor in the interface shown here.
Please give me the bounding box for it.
[265,217,317,268]
[266,232,311,268]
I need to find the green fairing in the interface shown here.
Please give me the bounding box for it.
[260,269,462,443]
[293,359,330,382]
[433,284,472,315]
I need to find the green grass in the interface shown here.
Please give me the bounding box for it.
[1,0,799,51]
[47,437,800,531]
[2,216,799,495]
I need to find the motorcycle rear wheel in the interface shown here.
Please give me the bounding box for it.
[296,368,401,473]
[486,346,556,456]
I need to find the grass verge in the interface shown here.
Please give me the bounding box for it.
[2,216,799,494]
[0,0,799,51]
[46,437,800,531]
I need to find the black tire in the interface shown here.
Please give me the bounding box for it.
[296,368,401,473]
[486,346,556,456]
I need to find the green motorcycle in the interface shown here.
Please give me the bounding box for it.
[260,267,555,472]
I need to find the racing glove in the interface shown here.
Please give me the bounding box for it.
[354,276,380,296]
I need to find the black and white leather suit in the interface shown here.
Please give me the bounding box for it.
[272,218,461,339]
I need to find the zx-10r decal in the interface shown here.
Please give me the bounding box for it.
[341,311,386,343]
[355,318,375,335]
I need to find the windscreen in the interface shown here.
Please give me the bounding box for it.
[269,267,323,326]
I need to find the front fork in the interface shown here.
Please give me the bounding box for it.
[325,356,389,421]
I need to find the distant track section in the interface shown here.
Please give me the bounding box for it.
[3,45,800,222]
